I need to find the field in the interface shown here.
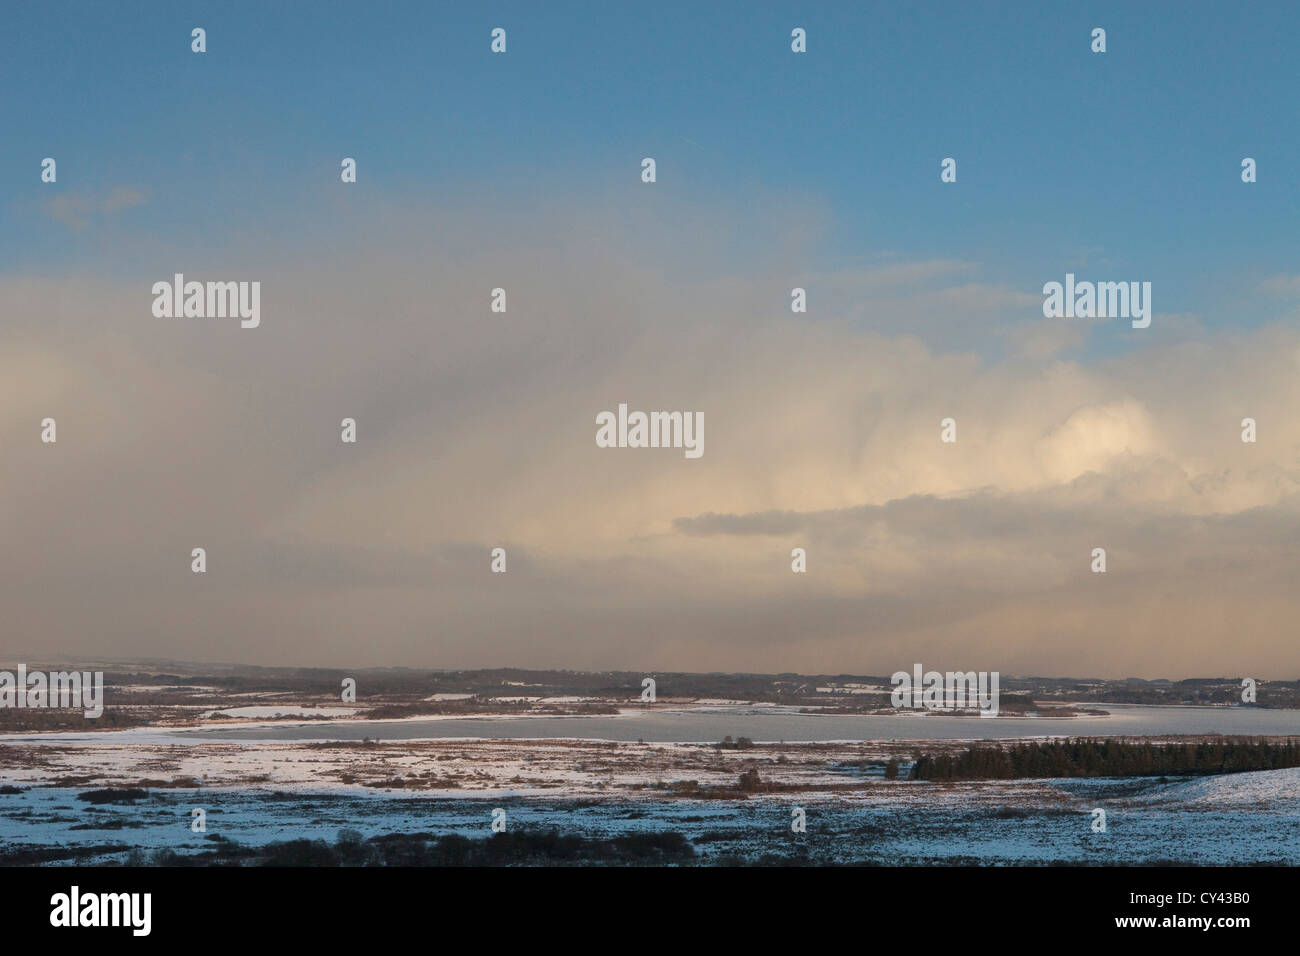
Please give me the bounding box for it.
[1,730,1296,865]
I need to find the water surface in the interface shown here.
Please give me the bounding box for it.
[168,703,1300,744]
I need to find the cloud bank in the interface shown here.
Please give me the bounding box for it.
[3,189,1297,677]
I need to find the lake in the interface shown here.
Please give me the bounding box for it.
[161,702,1300,744]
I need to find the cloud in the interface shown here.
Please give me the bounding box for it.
[43,186,147,230]
[1258,274,1300,297]
[101,187,147,213]
[1,190,1297,678]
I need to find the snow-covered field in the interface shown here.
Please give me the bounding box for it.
[0,731,1295,864]
[0,771,1295,865]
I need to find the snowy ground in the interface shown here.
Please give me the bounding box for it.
[0,733,1295,864]
[198,706,362,720]
[0,772,1294,865]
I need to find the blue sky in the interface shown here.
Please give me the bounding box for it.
[4,0,1296,331]
[4,3,1300,675]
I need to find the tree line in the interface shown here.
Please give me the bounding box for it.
[910,738,1300,780]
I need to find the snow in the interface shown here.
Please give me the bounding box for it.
[0,767,1295,865]
[1117,767,1300,810]
[537,697,596,704]
[0,718,1296,864]
[691,699,752,705]
[201,706,360,719]
[111,685,221,695]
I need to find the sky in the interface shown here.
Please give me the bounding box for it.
[2,2,1298,677]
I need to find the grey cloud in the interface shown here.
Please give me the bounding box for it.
[2,191,1298,677]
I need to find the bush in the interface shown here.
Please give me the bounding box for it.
[77,788,148,804]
